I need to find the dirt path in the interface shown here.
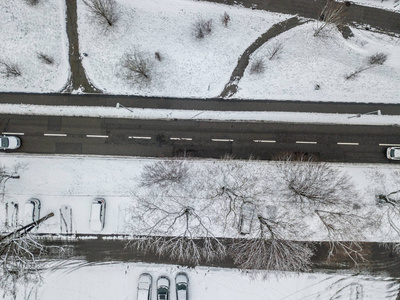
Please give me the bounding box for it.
[62,0,101,93]
[220,16,308,98]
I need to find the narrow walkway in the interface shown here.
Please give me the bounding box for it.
[62,0,101,93]
[200,0,400,35]
[220,16,308,98]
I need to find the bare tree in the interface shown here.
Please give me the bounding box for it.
[274,152,354,207]
[0,60,21,78]
[127,161,225,265]
[25,0,39,5]
[249,58,265,75]
[221,12,230,27]
[314,0,347,37]
[82,0,119,28]
[128,190,225,265]
[140,160,189,188]
[268,42,283,60]
[37,52,54,65]
[230,210,313,273]
[273,152,368,263]
[121,51,153,86]
[193,19,213,39]
[346,52,388,80]
[0,213,56,299]
[203,155,267,229]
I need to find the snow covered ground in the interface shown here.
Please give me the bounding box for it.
[1,0,399,102]
[29,261,399,300]
[0,153,399,243]
[0,0,69,93]
[0,103,398,126]
[352,0,400,11]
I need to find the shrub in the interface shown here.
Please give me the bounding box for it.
[221,12,230,27]
[193,19,213,39]
[268,42,283,60]
[121,51,153,86]
[82,0,119,28]
[249,58,265,75]
[25,0,39,5]
[0,60,21,78]
[37,52,54,65]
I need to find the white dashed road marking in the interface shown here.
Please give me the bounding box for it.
[86,135,109,138]
[128,136,152,140]
[2,132,24,135]
[170,137,193,141]
[296,141,317,144]
[44,133,67,137]
[337,142,359,146]
[211,138,234,142]
[379,143,400,147]
[253,140,276,143]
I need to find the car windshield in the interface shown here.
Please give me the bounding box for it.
[1,137,9,148]
[177,284,186,291]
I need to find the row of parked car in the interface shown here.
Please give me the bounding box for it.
[138,273,188,300]
[5,197,106,232]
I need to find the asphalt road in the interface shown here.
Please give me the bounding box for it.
[1,92,400,114]
[1,114,399,163]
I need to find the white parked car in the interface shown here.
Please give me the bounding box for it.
[137,273,152,300]
[175,273,189,300]
[23,198,40,224]
[157,276,170,300]
[0,135,21,150]
[89,198,106,232]
[238,201,255,235]
[387,147,400,160]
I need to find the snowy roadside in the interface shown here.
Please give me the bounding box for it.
[0,103,398,126]
[31,260,398,300]
[0,153,399,243]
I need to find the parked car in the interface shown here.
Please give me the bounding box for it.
[387,147,400,160]
[23,198,40,224]
[175,273,189,300]
[0,135,21,150]
[157,276,170,300]
[238,201,255,235]
[137,273,152,300]
[89,198,106,232]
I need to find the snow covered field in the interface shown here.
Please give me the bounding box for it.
[0,153,399,243]
[30,261,400,300]
[0,0,69,93]
[1,0,399,102]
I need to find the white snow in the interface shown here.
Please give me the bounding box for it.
[1,0,399,102]
[31,261,397,300]
[0,103,398,126]
[351,0,400,11]
[0,153,399,243]
[0,0,69,93]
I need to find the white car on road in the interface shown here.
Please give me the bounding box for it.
[387,147,400,160]
[0,135,21,150]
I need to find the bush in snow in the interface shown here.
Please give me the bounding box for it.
[346,52,388,80]
[221,12,230,27]
[268,42,283,60]
[82,0,119,28]
[0,60,21,78]
[193,19,213,39]
[249,58,265,75]
[154,52,162,62]
[140,160,189,188]
[121,51,153,86]
[37,52,54,65]
[25,0,39,5]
